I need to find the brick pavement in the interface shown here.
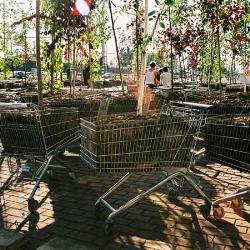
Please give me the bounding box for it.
[0,153,249,250]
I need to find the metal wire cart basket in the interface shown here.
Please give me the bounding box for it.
[47,95,138,118]
[203,114,250,219]
[0,107,80,212]
[80,112,212,232]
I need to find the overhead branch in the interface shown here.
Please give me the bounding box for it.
[11,13,60,27]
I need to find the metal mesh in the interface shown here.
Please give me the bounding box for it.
[0,111,43,156]
[205,115,250,171]
[0,108,79,158]
[80,113,201,173]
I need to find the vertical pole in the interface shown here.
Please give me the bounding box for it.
[243,0,247,93]
[87,17,93,88]
[50,24,55,95]
[24,27,27,85]
[137,0,148,115]
[135,0,139,81]
[72,30,76,97]
[169,6,173,92]
[67,38,71,94]
[3,0,7,80]
[108,0,124,94]
[36,0,43,109]
[216,1,222,98]
[102,42,105,75]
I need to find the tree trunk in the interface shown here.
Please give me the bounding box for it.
[3,0,7,80]
[50,29,55,95]
[208,31,215,91]
[67,38,72,95]
[72,31,76,97]
[230,53,235,84]
[135,0,140,81]
[108,0,124,94]
[216,2,222,98]
[243,11,247,93]
[182,56,186,82]
[36,0,43,109]
[137,0,148,115]
[24,28,28,85]
[169,6,174,92]
[179,55,183,85]
[200,32,205,86]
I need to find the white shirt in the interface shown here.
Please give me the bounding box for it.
[160,72,171,89]
[145,69,156,85]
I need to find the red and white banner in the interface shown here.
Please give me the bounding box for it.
[73,0,92,16]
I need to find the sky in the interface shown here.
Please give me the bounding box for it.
[1,0,157,62]
[107,0,157,63]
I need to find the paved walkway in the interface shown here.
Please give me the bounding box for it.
[0,153,249,250]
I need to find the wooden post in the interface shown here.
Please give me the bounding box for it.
[137,0,148,115]
[36,0,43,109]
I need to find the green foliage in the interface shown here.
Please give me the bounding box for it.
[120,47,133,67]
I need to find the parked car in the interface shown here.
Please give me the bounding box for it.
[102,72,113,80]
[13,71,26,79]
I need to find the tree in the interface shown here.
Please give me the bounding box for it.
[120,47,133,67]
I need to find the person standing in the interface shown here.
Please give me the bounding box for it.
[83,64,90,88]
[160,66,172,89]
[144,61,160,88]
[143,61,160,113]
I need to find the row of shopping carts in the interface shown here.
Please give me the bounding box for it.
[0,99,249,233]
[0,104,80,212]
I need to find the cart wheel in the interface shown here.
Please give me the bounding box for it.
[200,203,211,219]
[105,220,113,235]
[233,207,243,217]
[28,211,40,231]
[28,199,39,213]
[213,206,225,220]
[230,199,244,211]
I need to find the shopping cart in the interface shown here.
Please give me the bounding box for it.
[80,112,212,233]
[47,95,138,118]
[203,114,250,219]
[206,102,250,116]
[0,106,80,212]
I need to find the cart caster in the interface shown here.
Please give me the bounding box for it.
[28,199,39,213]
[28,211,40,231]
[213,205,225,220]
[231,199,244,216]
[105,220,113,235]
[200,203,211,219]
[231,199,244,210]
